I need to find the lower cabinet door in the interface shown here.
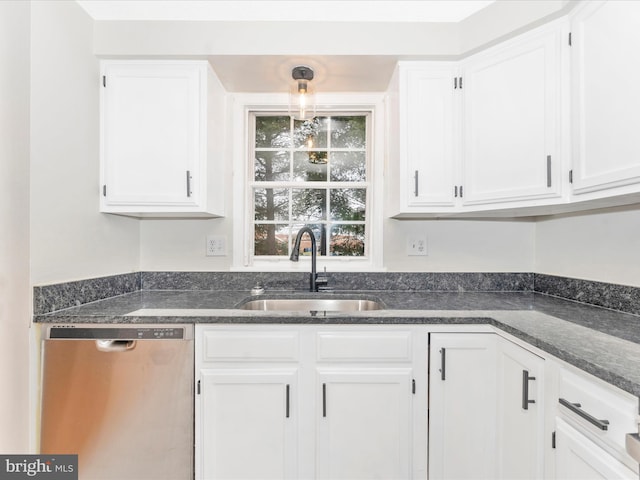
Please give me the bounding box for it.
[555,418,636,480]
[497,338,545,479]
[316,368,413,480]
[197,368,298,480]
[429,333,498,480]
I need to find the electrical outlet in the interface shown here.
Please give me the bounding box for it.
[406,235,427,256]
[206,235,226,256]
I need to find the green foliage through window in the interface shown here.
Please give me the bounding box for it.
[252,114,368,258]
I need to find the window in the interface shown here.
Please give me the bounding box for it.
[250,113,370,261]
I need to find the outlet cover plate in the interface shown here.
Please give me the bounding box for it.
[406,235,427,256]
[206,235,226,256]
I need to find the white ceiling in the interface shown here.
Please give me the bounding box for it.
[77,1,495,23]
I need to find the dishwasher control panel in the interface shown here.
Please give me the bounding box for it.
[48,326,185,340]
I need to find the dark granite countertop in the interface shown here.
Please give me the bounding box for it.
[34,290,640,398]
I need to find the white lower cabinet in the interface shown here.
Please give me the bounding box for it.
[555,419,636,480]
[553,364,639,480]
[497,337,546,479]
[195,325,426,480]
[199,369,298,479]
[316,369,413,479]
[196,325,639,480]
[429,333,499,479]
[429,333,547,480]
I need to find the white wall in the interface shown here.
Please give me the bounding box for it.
[385,218,535,272]
[0,0,30,452]
[535,205,640,287]
[30,0,139,286]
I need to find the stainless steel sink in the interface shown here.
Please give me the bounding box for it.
[239,298,384,312]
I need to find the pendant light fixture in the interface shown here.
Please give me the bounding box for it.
[289,65,316,121]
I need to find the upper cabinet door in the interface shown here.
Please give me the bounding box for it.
[461,22,565,206]
[570,0,640,195]
[396,62,458,212]
[102,62,203,207]
[100,60,225,217]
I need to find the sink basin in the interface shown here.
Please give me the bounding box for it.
[239,298,384,312]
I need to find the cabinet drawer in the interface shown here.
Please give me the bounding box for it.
[557,366,638,469]
[317,331,412,362]
[201,330,298,362]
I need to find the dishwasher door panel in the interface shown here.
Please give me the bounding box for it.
[40,338,193,480]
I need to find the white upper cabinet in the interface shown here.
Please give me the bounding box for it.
[570,0,640,197]
[461,21,566,206]
[390,62,458,215]
[100,60,225,217]
[389,20,567,218]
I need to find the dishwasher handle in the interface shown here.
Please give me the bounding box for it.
[95,339,137,352]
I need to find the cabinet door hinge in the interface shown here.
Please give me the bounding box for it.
[197,379,201,395]
[568,32,572,46]
[102,75,106,87]
[102,185,107,197]
[569,169,573,184]
[552,431,556,449]
[412,379,416,395]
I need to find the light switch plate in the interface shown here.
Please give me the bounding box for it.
[406,235,427,256]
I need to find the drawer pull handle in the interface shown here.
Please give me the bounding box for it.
[522,370,536,410]
[559,398,609,430]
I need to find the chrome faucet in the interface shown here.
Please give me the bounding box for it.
[290,227,328,292]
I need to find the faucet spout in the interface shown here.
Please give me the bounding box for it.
[290,227,317,292]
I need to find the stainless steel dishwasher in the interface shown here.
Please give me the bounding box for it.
[40,324,194,480]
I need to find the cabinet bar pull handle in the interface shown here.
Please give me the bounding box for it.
[412,379,416,394]
[454,77,458,89]
[322,383,327,417]
[522,370,536,410]
[559,398,609,430]
[440,348,446,380]
[186,170,192,197]
[454,186,458,198]
[286,384,290,418]
[546,155,552,187]
[459,185,463,198]
[414,170,419,197]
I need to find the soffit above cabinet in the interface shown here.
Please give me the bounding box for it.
[83,1,575,93]
[76,1,495,23]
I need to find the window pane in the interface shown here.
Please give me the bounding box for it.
[293,117,328,148]
[291,224,327,257]
[255,151,290,181]
[330,152,366,182]
[292,189,327,221]
[255,224,289,256]
[255,116,291,148]
[330,188,366,221]
[330,116,366,148]
[254,188,289,221]
[293,151,327,181]
[330,224,365,256]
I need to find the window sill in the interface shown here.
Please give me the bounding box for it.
[231,258,387,273]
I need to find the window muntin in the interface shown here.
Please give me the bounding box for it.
[251,113,369,259]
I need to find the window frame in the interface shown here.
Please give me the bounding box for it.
[251,112,370,260]
[231,93,385,272]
